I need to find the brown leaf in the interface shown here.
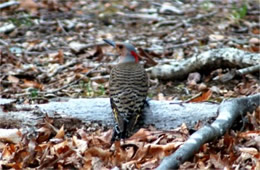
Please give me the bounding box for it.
[238,131,260,139]
[198,83,208,91]
[52,140,70,155]
[89,46,104,62]
[139,158,158,169]
[146,144,168,159]
[251,25,260,34]
[77,128,89,141]
[95,129,113,145]
[2,144,15,160]
[84,147,112,162]
[209,153,225,168]
[55,125,65,139]
[72,136,88,153]
[36,126,52,143]
[49,50,64,64]
[21,79,43,90]
[138,48,158,66]
[7,75,19,84]
[249,45,260,53]
[187,89,212,103]
[19,0,39,14]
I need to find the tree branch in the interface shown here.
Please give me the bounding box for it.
[148,48,260,80]
[156,93,260,170]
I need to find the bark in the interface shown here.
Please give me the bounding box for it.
[148,48,260,80]
[0,98,218,130]
[156,93,260,170]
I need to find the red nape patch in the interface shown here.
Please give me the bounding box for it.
[131,51,139,62]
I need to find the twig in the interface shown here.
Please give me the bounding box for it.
[90,75,110,81]
[156,20,180,28]
[213,65,260,82]
[56,20,69,35]
[156,11,217,27]
[238,65,260,75]
[166,39,199,50]
[0,39,9,46]
[0,1,19,9]
[116,12,165,21]
[191,11,217,21]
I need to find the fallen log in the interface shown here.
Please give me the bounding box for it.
[0,98,218,130]
[148,48,260,80]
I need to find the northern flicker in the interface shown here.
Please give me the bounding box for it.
[104,39,148,141]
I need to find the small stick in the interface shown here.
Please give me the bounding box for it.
[0,1,19,9]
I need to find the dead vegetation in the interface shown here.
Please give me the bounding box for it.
[0,0,259,169]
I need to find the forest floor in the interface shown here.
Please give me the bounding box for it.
[0,0,259,169]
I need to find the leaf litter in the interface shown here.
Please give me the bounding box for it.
[0,0,259,169]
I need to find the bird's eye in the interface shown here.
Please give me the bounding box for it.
[118,45,123,49]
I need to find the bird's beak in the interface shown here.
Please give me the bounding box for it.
[103,39,116,48]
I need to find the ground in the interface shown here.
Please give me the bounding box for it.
[0,0,259,169]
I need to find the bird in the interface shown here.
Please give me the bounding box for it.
[103,39,148,142]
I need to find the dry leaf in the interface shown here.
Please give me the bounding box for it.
[7,75,19,84]
[55,125,65,139]
[49,50,64,64]
[138,48,157,66]
[21,79,43,90]
[187,89,212,102]
[19,0,39,14]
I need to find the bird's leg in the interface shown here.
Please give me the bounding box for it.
[121,117,130,139]
[111,124,121,143]
[144,98,150,107]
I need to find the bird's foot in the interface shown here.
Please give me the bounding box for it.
[111,125,121,143]
[144,98,150,107]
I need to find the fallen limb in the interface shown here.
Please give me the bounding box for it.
[0,98,218,130]
[0,23,15,34]
[0,1,19,9]
[116,12,164,21]
[148,48,260,80]
[157,93,260,170]
[213,65,260,82]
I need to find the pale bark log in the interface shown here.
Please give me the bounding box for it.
[0,98,218,130]
[148,48,260,80]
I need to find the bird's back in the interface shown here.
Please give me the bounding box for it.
[109,62,148,138]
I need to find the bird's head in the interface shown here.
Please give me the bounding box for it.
[104,39,139,63]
